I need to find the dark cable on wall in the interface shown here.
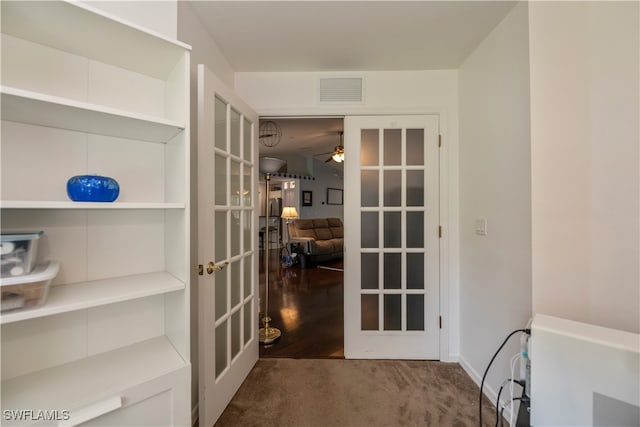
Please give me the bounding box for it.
[478,328,530,427]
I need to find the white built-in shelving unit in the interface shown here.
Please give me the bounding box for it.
[0,1,191,425]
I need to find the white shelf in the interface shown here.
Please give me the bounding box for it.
[1,0,190,80]
[0,272,185,325]
[0,201,185,210]
[1,87,184,143]
[1,336,187,414]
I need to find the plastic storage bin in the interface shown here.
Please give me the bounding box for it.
[1,231,44,277]
[0,261,59,312]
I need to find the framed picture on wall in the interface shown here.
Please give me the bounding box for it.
[302,190,313,206]
[327,188,343,205]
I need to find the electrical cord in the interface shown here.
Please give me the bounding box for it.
[478,328,530,427]
[499,396,529,427]
[509,353,520,426]
[495,379,523,427]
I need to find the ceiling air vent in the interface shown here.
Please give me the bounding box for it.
[319,77,363,103]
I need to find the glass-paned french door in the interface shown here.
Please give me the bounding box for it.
[344,115,440,359]
[197,65,258,426]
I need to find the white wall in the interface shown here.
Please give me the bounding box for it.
[458,0,531,412]
[529,1,640,334]
[80,1,177,39]
[235,70,457,116]
[177,2,235,89]
[299,159,344,220]
[236,69,460,359]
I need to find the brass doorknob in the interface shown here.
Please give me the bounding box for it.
[206,261,228,274]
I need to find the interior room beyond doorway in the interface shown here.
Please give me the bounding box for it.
[258,117,345,358]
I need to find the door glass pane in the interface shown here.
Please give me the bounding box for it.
[243,211,252,253]
[231,210,241,256]
[243,301,252,345]
[361,212,378,248]
[215,269,227,321]
[406,170,424,207]
[361,170,379,207]
[215,211,227,260]
[230,160,241,206]
[243,118,252,162]
[383,253,401,289]
[383,212,401,248]
[243,255,252,298]
[361,129,379,166]
[231,310,241,359]
[215,155,227,206]
[231,260,241,307]
[407,253,424,289]
[406,212,424,248]
[407,294,425,331]
[215,96,227,150]
[230,108,241,157]
[384,294,401,331]
[361,253,379,289]
[406,129,424,166]
[243,165,252,207]
[384,171,401,207]
[215,322,227,378]
[383,129,401,165]
[361,294,378,330]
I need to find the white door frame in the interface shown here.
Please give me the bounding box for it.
[256,107,454,362]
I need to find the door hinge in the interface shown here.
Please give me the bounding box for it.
[439,316,442,329]
[438,134,442,147]
[438,225,442,238]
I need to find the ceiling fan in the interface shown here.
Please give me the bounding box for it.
[320,131,345,163]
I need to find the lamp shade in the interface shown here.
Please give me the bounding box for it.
[259,157,285,174]
[281,206,298,219]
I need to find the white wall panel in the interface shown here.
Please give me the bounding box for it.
[1,34,88,101]
[458,2,531,409]
[529,1,640,333]
[87,210,165,280]
[1,122,87,201]
[1,311,88,380]
[87,296,165,355]
[88,61,165,118]
[88,135,165,203]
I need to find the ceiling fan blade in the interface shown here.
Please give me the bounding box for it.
[325,156,333,163]
[259,134,276,138]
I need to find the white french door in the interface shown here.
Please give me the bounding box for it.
[344,115,440,359]
[197,65,259,426]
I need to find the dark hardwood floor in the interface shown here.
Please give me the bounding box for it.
[258,248,344,358]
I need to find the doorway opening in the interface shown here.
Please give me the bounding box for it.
[257,117,345,358]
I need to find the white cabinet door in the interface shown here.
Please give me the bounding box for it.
[344,115,440,359]
[197,65,259,426]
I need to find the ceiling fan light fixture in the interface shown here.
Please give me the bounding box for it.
[332,150,344,163]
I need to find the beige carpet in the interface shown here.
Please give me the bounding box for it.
[214,358,498,427]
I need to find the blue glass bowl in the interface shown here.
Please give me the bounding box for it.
[67,175,120,202]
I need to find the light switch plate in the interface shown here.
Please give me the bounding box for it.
[475,218,487,236]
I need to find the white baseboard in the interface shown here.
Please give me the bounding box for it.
[458,355,514,423]
[191,403,199,427]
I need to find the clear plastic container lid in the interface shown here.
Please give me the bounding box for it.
[0,261,59,286]
[1,231,45,242]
